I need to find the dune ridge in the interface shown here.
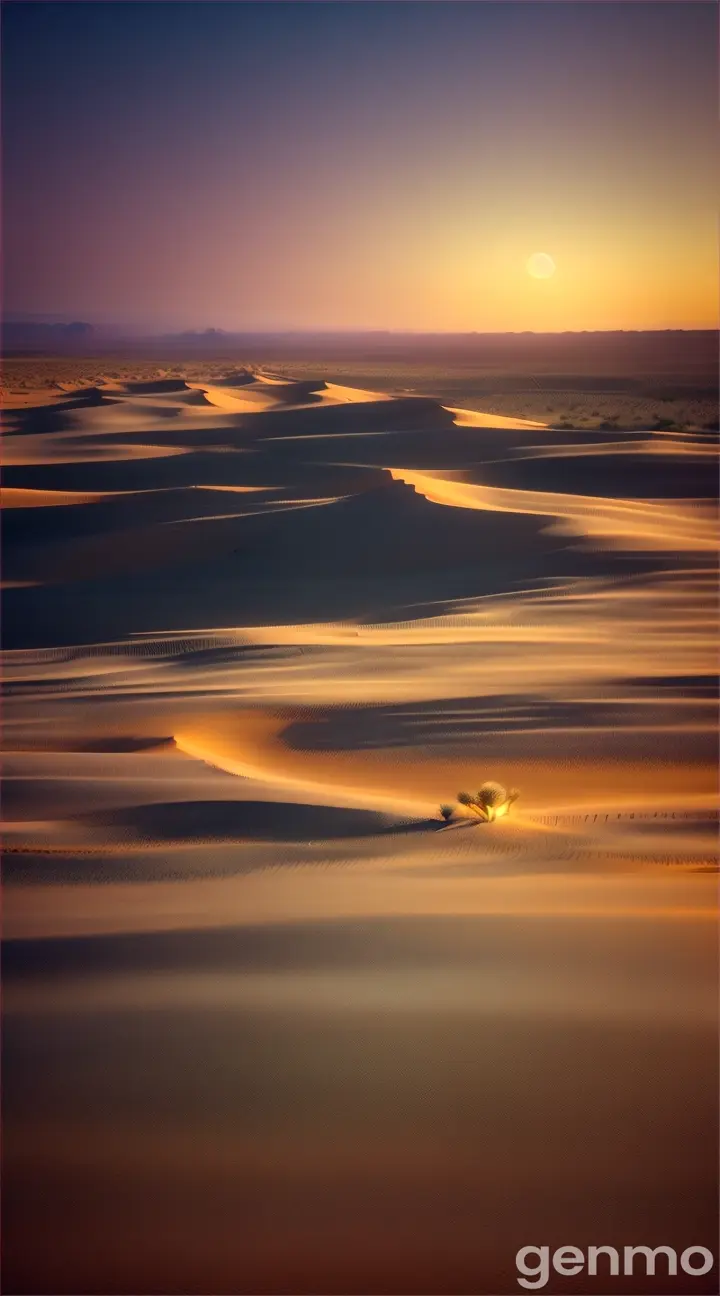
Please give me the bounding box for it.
[388,468,719,551]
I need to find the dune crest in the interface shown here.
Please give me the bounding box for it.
[173,707,717,823]
[447,405,547,429]
[185,383,281,413]
[174,716,431,817]
[1,487,127,508]
[388,467,718,551]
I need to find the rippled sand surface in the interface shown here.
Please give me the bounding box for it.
[2,374,718,1293]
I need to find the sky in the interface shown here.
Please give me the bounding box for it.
[2,1,718,333]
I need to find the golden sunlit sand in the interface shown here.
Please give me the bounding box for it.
[0,486,126,508]
[3,367,717,908]
[3,360,718,1296]
[388,467,719,550]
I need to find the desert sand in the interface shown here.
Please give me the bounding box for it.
[2,368,718,1294]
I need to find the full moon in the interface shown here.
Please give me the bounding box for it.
[526,252,556,279]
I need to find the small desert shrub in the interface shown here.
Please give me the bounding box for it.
[477,781,508,809]
[454,783,520,821]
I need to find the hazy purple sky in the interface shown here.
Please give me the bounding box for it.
[3,1,718,331]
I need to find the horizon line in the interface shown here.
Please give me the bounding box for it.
[4,323,719,339]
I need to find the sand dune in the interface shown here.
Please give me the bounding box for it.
[3,373,716,968]
[174,707,717,820]
[447,405,547,429]
[113,378,192,395]
[1,486,125,508]
[389,467,718,551]
[254,371,298,385]
[318,381,392,404]
[2,439,189,466]
[63,798,403,846]
[508,436,718,460]
[186,383,282,413]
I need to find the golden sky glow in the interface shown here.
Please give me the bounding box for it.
[4,2,718,331]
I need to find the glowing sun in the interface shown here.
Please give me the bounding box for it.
[526,252,556,279]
